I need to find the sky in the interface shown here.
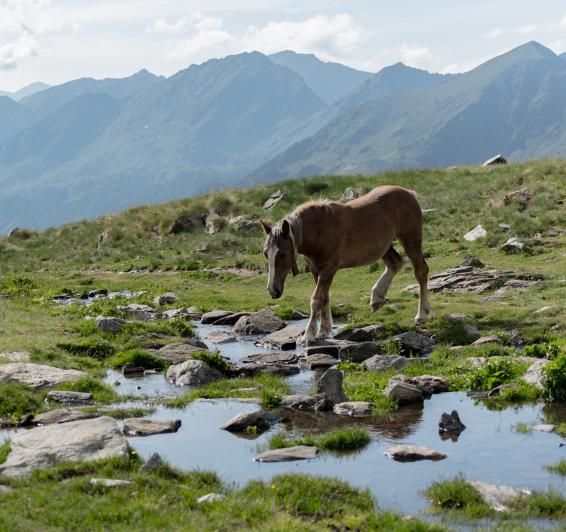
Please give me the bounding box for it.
[1,0,565,92]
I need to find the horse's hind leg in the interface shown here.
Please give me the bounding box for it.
[370,246,404,312]
[399,234,430,323]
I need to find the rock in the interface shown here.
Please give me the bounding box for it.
[153,293,178,306]
[122,363,146,376]
[482,154,507,166]
[281,394,332,412]
[0,417,128,477]
[166,360,222,386]
[339,341,384,362]
[341,187,361,201]
[0,363,87,389]
[439,410,466,433]
[90,478,132,488]
[501,237,527,252]
[162,307,202,320]
[460,257,485,268]
[155,343,214,364]
[384,380,425,405]
[206,330,238,344]
[140,452,165,471]
[240,352,298,365]
[197,493,225,504]
[95,316,126,333]
[8,227,30,240]
[46,391,93,405]
[229,363,300,378]
[169,212,206,234]
[210,312,250,326]
[0,351,31,362]
[533,424,555,433]
[228,216,258,233]
[201,310,237,324]
[233,309,286,335]
[0,485,12,493]
[395,375,450,395]
[472,335,502,346]
[393,331,434,354]
[123,418,181,437]
[334,324,386,342]
[205,214,223,235]
[290,309,308,320]
[303,344,341,357]
[263,190,285,210]
[260,325,303,350]
[32,409,99,425]
[363,355,407,372]
[333,401,372,417]
[87,289,108,298]
[118,304,155,322]
[504,188,533,208]
[464,225,487,241]
[184,338,209,350]
[255,446,318,462]
[499,223,511,231]
[522,359,548,389]
[506,329,525,347]
[220,410,274,433]
[299,353,338,370]
[317,368,347,404]
[385,445,447,462]
[468,481,532,512]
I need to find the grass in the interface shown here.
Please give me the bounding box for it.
[108,349,167,370]
[545,460,566,476]
[54,377,120,403]
[513,422,533,434]
[267,427,371,453]
[56,339,116,360]
[191,351,230,373]
[0,440,10,464]
[83,406,156,420]
[0,383,44,420]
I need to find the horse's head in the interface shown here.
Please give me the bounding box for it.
[260,219,299,299]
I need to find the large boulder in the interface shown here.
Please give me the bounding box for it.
[118,304,155,322]
[316,368,347,404]
[219,410,274,433]
[153,293,178,306]
[299,353,338,370]
[155,343,213,364]
[0,363,86,389]
[0,417,128,477]
[169,212,206,234]
[46,391,93,405]
[392,331,434,355]
[201,310,240,325]
[260,325,303,350]
[95,316,126,333]
[362,355,407,372]
[166,360,222,386]
[482,154,507,166]
[281,394,332,412]
[32,409,100,425]
[468,481,532,512]
[384,444,446,462]
[384,379,425,405]
[0,352,31,363]
[522,359,548,389]
[333,401,372,417]
[123,418,181,437]
[339,341,384,362]
[263,190,285,210]
[233,309,285,335]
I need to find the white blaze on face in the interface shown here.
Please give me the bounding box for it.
[267,242,279,292]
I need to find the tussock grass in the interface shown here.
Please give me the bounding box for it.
[54,377,119,403]
[426,475,491,517]
[545,460,566,476]
[108,349,166,370]
[0,383,44,420]
[268,427,371,453]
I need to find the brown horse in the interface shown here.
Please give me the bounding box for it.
[260,185,430,344]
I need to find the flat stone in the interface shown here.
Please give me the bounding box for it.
[123,418,181,437]
[472,335,502,346]
[335,324,387,342]
[0,352,31,363]
[317,368,347,404]
[339,341,384,362]
[522,359,548,389]
[533,424,555,433]
[211,312,250,326]
[153,293,178,306]
[482,154,507,166]
[255,445,318,462]
[162,307,202,320]
[362,355,407,372]
[118,304,155,321]
[303,344,341,357]
[90,478,132,488]
[220,410,273,433]
[206,330,238,344]
[260,325,303,350]
[333,401,372,417]
[200,310,234,324]
[155,343,212,364]
[0,417,128,477]
[32,409,99,425]
[384,380,425,405]
[468,481,532,512]
[281,394,332,412]
[501,237,527,253]
[384,445,446,462]
[0,363,87,389]
[464,225,487,241]
[393,331,434,354]
[230,363,300,377]
[299,353,337,370]
[95,316,126,333]
[166,360,223,386]
[46,391,93,405]
[233,309,286,335]
[401,375,450,394]
[197,493,225,504]
[263,190,285,210]
[241,352,298,365]
[439,410,466,433]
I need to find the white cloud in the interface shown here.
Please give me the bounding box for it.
[518,24,537,34]
[0,33,39,70]
[484,28,502,39]
[398,44,433,68]
[561,11,566,27]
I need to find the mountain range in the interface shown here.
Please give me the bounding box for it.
[0,41,565,230]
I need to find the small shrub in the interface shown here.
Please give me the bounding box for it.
[191,351,229,373]
[381,339,403,357]
[0,276,36,297]
[524,342,563,359]
[543,354,566,402]
[466,358,523,391]
[316,428,371,452]
[513,422,532,434]
[261,390,282,409]
[169,317,194,338]
[57,339,116,360]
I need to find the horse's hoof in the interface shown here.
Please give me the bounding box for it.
[315,332,331,340]
[299,334,315,346]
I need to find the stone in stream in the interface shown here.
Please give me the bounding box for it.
[233,309,285,335]
[162,307,202,321]
[229,363,300,378]
[468,481,532,512]
[220,410,274,433]
[317,368,347,404]
[255,446,318,462]
[95,316,126,333]
[206,330,238,344]
[123,418,182,437]
[281,394,332,412]
[0,417,128,477]
[90,478,133,488]
[362,355,407,372]
[384,379,426,405]
[118,304,155,321]
[153,292,178,306]
[166,360,223,386]
[533,424,556,433]
[290,309,308,320]
[522,359,549,389]
[140,453,165,471]
[299,353,338,370]
[32,409,100,425]
[339,341,384,362]
[260,325,303,350]
[211,312,250,326]
[384,445,447,462]
[46,391,94,405]
[303,344,341,357]
[438,410,466,434]
[333,401,372,417]
[201,310,244,325]
[334,324,386,342]
[0,363,87,389]
[240,352,298,365]
[0,351,31,363]
[122,363,146,376]
[155,343,215,365]
[197,493,225,504]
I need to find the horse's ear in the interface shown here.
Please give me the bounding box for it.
[259,220,271,234]
[281,219,290,236]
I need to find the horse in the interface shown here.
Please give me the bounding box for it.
[260,185,430,345]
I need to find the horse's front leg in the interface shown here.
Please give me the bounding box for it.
[301,271,335,345]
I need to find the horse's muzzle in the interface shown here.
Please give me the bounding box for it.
[269,288,282,299]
